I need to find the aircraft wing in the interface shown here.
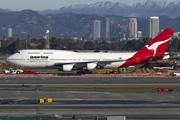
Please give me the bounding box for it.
[54,53,169,67]
[97,59,127,64]
[54,59,127,67]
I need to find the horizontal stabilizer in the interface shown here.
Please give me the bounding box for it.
[146,54,169,60]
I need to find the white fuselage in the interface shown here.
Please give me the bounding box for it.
[6,50,136,69]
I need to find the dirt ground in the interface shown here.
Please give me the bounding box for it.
[54,118,180,120]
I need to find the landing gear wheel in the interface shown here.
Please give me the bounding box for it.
[16,71,20,74]
[77,71,83,74]
[77,70,92,74]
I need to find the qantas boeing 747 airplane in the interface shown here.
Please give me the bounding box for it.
[5,29,174,74]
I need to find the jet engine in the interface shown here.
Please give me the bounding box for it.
[63,64,74,72]
[86,63,97,70]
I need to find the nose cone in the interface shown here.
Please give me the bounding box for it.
[5,55,15,65]
[5,56,11,64]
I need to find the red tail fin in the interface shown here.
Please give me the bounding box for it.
[134,29,174,57]
[119,29,174,68]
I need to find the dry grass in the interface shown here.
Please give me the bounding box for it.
[0,87,180,93]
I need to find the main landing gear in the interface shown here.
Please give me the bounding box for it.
[77,69,92,74]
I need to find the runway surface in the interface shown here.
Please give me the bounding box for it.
[1,77,180,88]
[0,77,180,118]
[0,91,180,101]
[0,90,180,118]
[1,104,180,117]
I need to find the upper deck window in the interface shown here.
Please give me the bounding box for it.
[44,52,54,54]
[28,52,40,54]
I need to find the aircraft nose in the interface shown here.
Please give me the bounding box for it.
[5,56,13,65]
[5,56,10,64]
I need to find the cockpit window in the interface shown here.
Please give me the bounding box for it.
[15,51,20,53]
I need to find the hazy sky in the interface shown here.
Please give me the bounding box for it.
[0,0,179,11]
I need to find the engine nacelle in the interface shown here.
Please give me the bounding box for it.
[63,64,74,72]
[87,63,97,70]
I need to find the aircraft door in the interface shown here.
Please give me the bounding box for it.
[77,57,81,62]
[22,55,26,63]
[102,57,105,61]
[39,50,44,67]
[46,55,53,67]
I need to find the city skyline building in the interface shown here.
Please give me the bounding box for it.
[105,18,110,39]
[8,28,12,38]
[137,17,149,38]
[149,16,159,39]
[92,20,101,39]
[173,31,180,38]
[137,31,142,38]
[102,18,110,39]
[44,30,50,49]
[129,18,137,39]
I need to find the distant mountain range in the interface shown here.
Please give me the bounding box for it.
[38,0,180,18]
[0,9,180,39]
[0,0,180,18]
[0,8,11,12]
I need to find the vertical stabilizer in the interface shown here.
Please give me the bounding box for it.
[119,29,175,68]
[134,29,174,57]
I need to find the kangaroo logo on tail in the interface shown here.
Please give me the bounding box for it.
[145,37,171,57]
